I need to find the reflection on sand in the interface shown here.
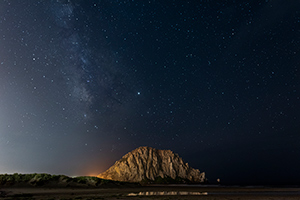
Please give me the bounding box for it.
[128,191,208,196]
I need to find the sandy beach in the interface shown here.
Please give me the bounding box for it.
[1,185,300,200]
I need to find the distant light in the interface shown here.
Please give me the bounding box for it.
[137,92,141,95]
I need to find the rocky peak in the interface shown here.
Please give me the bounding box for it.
[97,146,206,183]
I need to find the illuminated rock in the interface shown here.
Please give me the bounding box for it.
[97,146,206,183]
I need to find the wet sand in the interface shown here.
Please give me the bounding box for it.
[1,185,300,199]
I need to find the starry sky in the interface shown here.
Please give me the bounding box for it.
[0,0,300,185]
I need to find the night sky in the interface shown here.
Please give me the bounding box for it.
[0,0,300,185]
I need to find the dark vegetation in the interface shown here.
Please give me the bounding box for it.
[0,173,139,188]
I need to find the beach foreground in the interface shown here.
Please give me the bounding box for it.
[1,185,300,200]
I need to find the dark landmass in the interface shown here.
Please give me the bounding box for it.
[0,173,139,188]
[1,173,300,199]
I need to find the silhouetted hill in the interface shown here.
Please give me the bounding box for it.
[0,173,138,188]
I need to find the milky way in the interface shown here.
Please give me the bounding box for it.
[0,0,300,184]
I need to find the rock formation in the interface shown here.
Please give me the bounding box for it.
[97,146,206,183]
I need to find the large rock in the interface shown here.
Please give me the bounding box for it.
[97,146,206,183]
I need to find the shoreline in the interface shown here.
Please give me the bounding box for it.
[1,185,300,200]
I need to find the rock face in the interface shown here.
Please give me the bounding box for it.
[97,146,206,183]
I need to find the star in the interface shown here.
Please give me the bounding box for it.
[0,0,299,185]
